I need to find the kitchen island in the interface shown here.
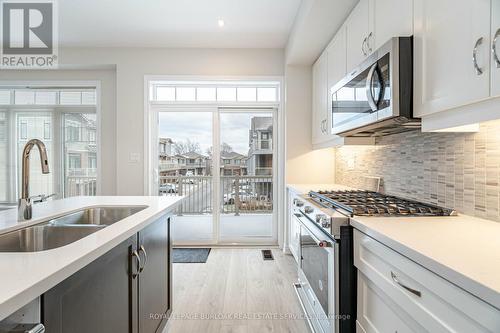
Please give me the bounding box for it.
[0,196,183,332]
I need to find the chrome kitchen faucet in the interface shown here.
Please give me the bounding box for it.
[18,139,50,221]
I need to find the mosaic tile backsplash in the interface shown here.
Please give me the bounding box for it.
[335,120,500,222]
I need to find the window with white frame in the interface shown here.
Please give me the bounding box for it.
[149,80,280,103]
[0,86,98,204]
[0,88,96,106]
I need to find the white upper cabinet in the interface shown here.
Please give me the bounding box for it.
[345,0,370,72]
[414,0,491,117]
[369,0,413,50]
[327,25,347,90]
[345,0,413,73]
[492,0,500,97]
[312,52,329,145]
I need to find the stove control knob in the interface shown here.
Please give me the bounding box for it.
[315,214,327,223]
[304,206,314,214]
[320,217,332,228]
[293,199,304,207]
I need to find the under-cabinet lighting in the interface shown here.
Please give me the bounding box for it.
[431,123,480,133]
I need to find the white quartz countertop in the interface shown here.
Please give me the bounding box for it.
[287,183,500,309]
[351,215,500,310]
[0,196,184,321]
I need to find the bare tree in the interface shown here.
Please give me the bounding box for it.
[206,142,234,158]
[221,142,234,154]
[173,139,201,155]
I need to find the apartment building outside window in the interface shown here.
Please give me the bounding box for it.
[0,86,99,205]
[68,154,82,169]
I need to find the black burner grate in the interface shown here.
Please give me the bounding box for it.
[309,190,456,217]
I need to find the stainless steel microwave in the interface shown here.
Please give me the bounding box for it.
[330,36,420,137]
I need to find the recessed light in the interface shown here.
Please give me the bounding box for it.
[218,19,225,27]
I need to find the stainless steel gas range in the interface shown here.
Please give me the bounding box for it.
[292,190,456,333]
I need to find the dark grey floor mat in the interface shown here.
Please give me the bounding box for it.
[173,248,211,263]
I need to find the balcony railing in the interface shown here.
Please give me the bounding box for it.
[159,162,206,171]
[67,168,97,177]
[65,176,97,197]
[251,139,272,151]
[255,167,272,176]
[159,175,272,215]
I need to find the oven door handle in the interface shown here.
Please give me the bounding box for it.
[297,216,334,248]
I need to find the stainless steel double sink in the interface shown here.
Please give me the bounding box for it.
[0,206,146,252]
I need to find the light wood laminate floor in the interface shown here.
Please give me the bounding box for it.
[165,248,310,333]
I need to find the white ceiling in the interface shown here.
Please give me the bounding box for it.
[286,0,358,65]
[59,0,302,48]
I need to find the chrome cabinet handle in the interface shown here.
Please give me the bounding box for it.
[26,324,45,333]
[362,37,368,56]
[138,245,148,272]
[473,37,484,75]
[131,250,141,278]
[391,271,421,297]
[367,32,373,53]
[493,28,500,68]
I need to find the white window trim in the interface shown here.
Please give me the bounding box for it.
[0,80,102,201]
[143,75,286,248]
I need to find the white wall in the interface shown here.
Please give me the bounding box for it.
[0,69,117,195]
[58,47,285,195]
[284,65,335,184]
[1,48,333,195]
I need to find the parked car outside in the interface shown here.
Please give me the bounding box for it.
[223,191,256,205]
[159,183,177,194]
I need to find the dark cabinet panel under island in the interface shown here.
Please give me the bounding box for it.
[42,215,171,333]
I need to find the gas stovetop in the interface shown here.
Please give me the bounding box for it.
[309,190,457,217]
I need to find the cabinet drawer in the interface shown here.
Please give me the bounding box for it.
[354,230,500,333]
[357,271,423,332]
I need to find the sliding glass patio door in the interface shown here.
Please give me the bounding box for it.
[218,109,276,243]
[157,110,215,244]
[156,108,277,245]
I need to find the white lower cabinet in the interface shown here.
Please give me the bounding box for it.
[354,229,500,333]
[289,212,300,263]
[357,272,419,333]
[287,189,301,263]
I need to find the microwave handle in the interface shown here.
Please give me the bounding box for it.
[365,63,378,112]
